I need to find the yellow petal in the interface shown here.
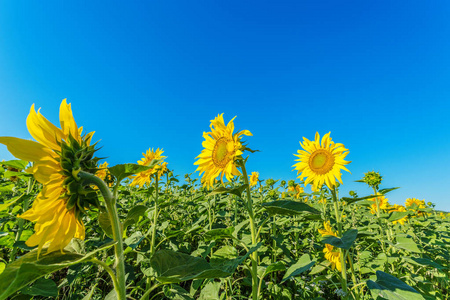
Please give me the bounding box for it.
[0,137,51,162]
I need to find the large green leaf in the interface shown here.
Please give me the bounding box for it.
[123,205,148,230]
[150,250,231,283]
[261,261,285,278]
[204,227,235,241]
[281,254,315,283]
[366,271,425,300]
[321,229,358,250]
[261,200,320,216]
[388,211,410,222]
[0,241,115,300]
[210,243,261,274]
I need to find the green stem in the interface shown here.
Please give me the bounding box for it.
[150,175,159,257]
[331,187,348,298]
[78,171,126,300]
[239,161,259,300]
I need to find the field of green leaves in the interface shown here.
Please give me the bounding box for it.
[0,101,449,300]
[0,160,449,300]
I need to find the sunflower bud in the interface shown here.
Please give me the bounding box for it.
[361,171,383,190]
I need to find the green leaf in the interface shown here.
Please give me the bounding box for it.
[321,229,358,250]
[163,284,194,300]
[0,194,27,212]
[204,227,235,241]
[210,243,261,274]
[124,231,145,250]
[262,261,285,278]
[21,278,58,297]
[150,250,230,283]
[395,237,421,253]
[403,257,444,269]
[378,187,400,195]
[108,163,156,182]
[1,160,29,170]
[81,283,97,300]
[0,242,115,300]
[388,211,410,222]
[198,281,221,300]
[123,205,148,230]
[366,270,425,300]
[281,254,316,283]
[261,200,320,216]
[0,262,5,275]
[209,184,248,198]
[0,183,14,192]
[98,212,113,238]
[341,195,377,205]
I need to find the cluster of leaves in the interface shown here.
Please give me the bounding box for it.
[0,161,449,299]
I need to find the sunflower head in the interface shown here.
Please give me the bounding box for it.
[249,172,259,187]
[130,148,166,187]
[293,132,350,190]
[323,244,342,272]
[368,194,390,215]
[361,171,383,190]
[194,114,252,188]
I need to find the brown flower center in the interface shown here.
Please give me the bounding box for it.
[309,149,335,175]
[212,137,232,168]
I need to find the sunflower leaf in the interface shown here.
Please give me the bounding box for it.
[378,187,400,195]
[0,241,115,300]
[108,163,154,182]
[261,200,320,216]
[341,195,378,205]
[321,229,358,250]
[388,211,410,222]
[366,271,425,300]
[0,159,29,170]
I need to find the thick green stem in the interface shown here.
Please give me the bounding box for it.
[79,171,126,300]
[240,161,259,300]
[331,188,348,298]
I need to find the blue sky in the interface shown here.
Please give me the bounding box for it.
[1,1,449,210]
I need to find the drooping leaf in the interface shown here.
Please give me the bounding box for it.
[321,229,358,250]
[261,200,320,216]
[281,254,316,283]
[262,261,285,278]
[98,212,113,238]
[341,195,377,205]
[388,211,410,222]
[403,257,444,270]
[0,242,115,300]
[150,250,231,283]
[366,270,425,300]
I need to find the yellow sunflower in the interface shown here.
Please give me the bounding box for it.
[129,148,166,187]
[0,99,98,255]
[293,132,350,190]
[194,114,252,187]
[249,172,259,187]
[318,222,341,271]
[94,161,113,189]
[368,194,390,215]
[288,184,305,199]
[405,198,427,217]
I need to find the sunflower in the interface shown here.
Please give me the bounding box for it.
[368,194,390,215]
[129,148,166,187]
[194,114,252,187]
[288,184,305,199]
[318,222,341,271]
[94,161,113,188]
[405,198,427,217]
[293,132,350,190]
[0,99,98,255]
[249,172,259,187]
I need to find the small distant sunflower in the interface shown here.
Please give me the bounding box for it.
[288,184,304,199]
[318,221,337,237]
[130,148,166,187]
[94,161,113,188]
[405,198,427,217]
[0,99,98,255]
[293,132,350,190]
[194,114,252,187]
[368,194,390,215]
[249,172,259,187]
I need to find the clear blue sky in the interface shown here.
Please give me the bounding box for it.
[1,1,449,211]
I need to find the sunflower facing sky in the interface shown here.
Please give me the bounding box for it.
[129,148,166,187]
[194,114,252,187]
[0,99,99,255]
[293,132,350,190]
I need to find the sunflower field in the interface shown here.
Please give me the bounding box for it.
[0,100,449,300]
